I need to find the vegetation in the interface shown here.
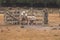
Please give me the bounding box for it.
[0,0,60,7]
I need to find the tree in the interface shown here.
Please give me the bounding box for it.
[56,0,60,7]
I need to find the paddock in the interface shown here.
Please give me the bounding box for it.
[0,7,60,27]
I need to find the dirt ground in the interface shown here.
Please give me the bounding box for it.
[0,8,60,40]
[0,25,60,40]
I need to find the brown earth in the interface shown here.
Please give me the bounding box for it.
[0,25,60,40]
[0,10,60,40]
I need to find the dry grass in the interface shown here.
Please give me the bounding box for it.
[0,25,60,40]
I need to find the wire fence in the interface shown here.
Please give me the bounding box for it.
[0,7,60,27]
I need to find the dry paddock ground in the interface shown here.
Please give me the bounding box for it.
[0,8,60,40]
[0,25,60,40]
